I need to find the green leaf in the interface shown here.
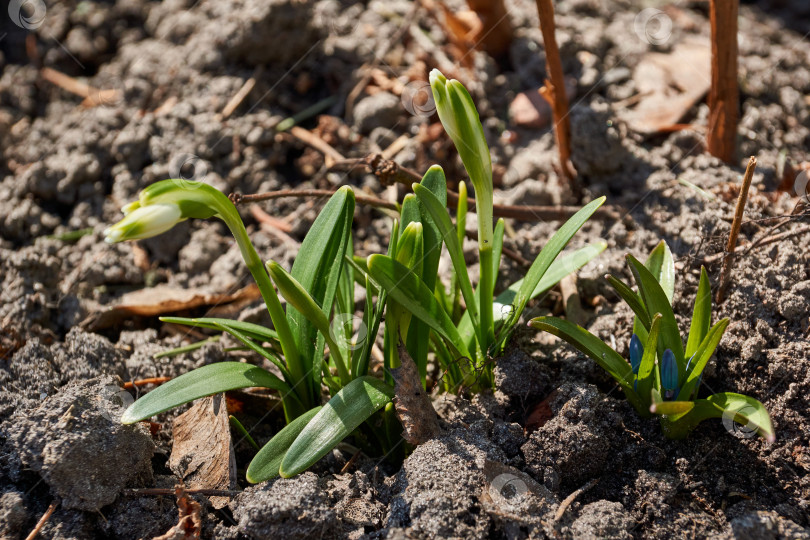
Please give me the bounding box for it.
[605,275,650,331]
[367,254,470,359]
[458,242,605,353]
[685,267,712,358]
[267,261,350,384]
[650,388,695,415]
[153,336,220,359]
[280,377,394,477]
[159,316,279,344]
[409,165,447,292]
[208,321,290,382]
[121,362,292,424]
[246,407,321,483]
[645,240,676,303]
[229,415,259,451]
[666,393,775,442]
[287,186,355,402]
[627,255,685,371]
[490,218,505,299]
[508,198,606,333]
[632,241,674,338]
[636,313,663,411]
[676,318,730,401]
[529,316,643,411]
[413,183,483,350]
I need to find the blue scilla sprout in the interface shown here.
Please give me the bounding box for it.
[661,349,678,400]
[629,334,643,375]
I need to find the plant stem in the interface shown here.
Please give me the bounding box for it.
[213,202,305,406]
[716,156,756,303]
[707,0,739,163]
[478,245,495,359]
[535,0,575,181]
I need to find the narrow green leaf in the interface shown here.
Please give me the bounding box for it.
[487,240,607,352]
[409,165,447,292]
[627,255,685,371]
[287,186,355,401]
[246,407,321,483]
[209,321,290,382]
[529,316,642,411]
[367,254,470,359]
[458,242,606,352]
[632,240,674,337]
[490,218,505,299]
[676,318,730,401]
[685,267,712,358]
[267,261,350,384]
[229,415,259,451]
[605,275,650,331]
[636,314,663,411]
[280,377,394,477]
[159,316,279,343]
[121,362,291,424]
[153,336,220,359]
[509,198,606,330]
[413,183,483,350]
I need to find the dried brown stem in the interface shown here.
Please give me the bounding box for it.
[707,0,739,163]
[220,66,263,120]
[123,377,172,389]
[25,500,58,540]
[535,0,574,181]
[329,155,621,221]
[716,156,756,303]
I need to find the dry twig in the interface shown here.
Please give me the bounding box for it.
[25,501,58,540]
[716,156,756,303]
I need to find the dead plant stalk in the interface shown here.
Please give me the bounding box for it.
[716,156,756,303]
[535,0,574,181]
[707,0,739,162]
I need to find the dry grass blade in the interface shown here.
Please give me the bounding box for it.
[716,156,756,303]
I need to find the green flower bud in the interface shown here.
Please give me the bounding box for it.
[104,203,182,243]
[104,180,228,243]
[429,69,493,248]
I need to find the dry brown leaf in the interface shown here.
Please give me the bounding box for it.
[619,39,711,134]
[168,394,236,509]
[82,283,260,330]
[153,485,202,540]
[391,344,440,445]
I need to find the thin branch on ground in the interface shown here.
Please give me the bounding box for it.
[25,500,58,540]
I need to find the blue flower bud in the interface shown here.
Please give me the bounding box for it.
[629,333,643,375]
[661,349,678,400]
